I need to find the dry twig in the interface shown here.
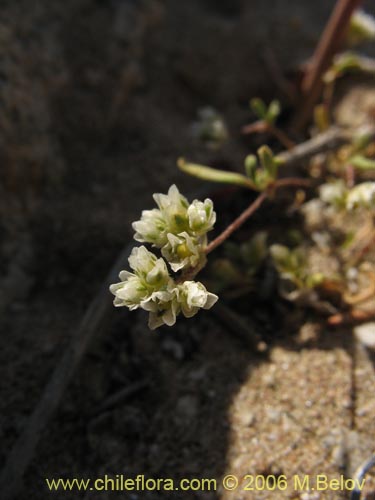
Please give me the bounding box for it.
[278,125,375,168]
[293,0,363,130]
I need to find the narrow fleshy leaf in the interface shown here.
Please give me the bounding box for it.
[178,158,256,189]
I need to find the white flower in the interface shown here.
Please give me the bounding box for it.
[153,184,190,234]
[147,280,218,329]
[176,281,218,318]
[109,246,171,309]
[132,185,190,247]
[128,246,169,285]
[132,185,216,251]
[187,198,216,234]
[132,209,168,246]
[319,180,348,207]
[346,182,375,210]
[147,292,180,330]
[161,231,204,272]
[110,275,148,310]
[153,184,189,213]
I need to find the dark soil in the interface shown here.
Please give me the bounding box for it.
[1,1,375,499]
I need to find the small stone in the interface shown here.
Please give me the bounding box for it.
[301,493,321,500]
[354,322,375,349]
[238,411,255,427]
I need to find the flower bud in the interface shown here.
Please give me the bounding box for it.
[176,281,218,318]
[187,199,216,234]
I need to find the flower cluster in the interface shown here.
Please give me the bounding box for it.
[132,184,215,271]
[110,186,218,329]
[347,182,375,210]
[319,181,375,211]
[319,180,348,208]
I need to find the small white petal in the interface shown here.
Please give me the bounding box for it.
[113,296,126,307]
[162,306,177,326]
[203,292,219,309]
[119,270,133,281]
[109,282,124,294]
[148,312,165,330]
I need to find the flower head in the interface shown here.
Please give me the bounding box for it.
[147,292,180,330]
[153,184,190,234]
[110,246,171,310]
[319,180,348,208]
[187,198,216,234]
[132,209,168,246]
[110,275,148,310]
[346,182,375,210]
[132,184,215,247]
[128,246,169,285]
[132,185,190,246]
[161,232,204,272]
[176,281,218,318]
[148,280,218,329]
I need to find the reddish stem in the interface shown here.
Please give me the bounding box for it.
[273,177,312,189]
[206,191,268,255]
[268,124,296,150]
[205,177,310,255]
[242,121,295,150]
[293,0,363,130]
[241,120,268,135]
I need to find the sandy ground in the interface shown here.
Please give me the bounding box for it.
[1,1,375,499]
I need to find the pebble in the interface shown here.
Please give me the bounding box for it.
[354,322,375,349]
[238,411,255,427]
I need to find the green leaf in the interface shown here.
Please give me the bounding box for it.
[350,154,375,170]
[324,51,375,84]
[178,158,256,189]
[250,98,267,120]
[351,125,375,153]
[258,145,278,179]
[305,273,325,288]
[266,100,281,124]
[244,154,258,181]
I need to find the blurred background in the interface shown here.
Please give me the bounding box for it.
[1,1,375,499]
